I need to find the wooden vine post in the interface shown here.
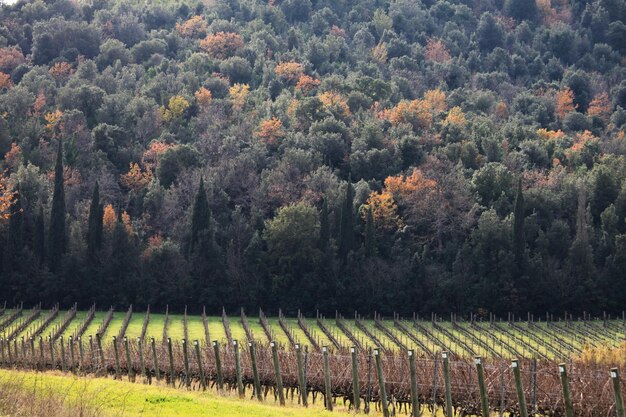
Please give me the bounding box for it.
[151,337,160,381]
[213,341,224,390]
[95,333,105,374]
[69,336,75,373]
[249,341,262,401]
[137,338,145,380]
[112,336,120,379]
[167,338,175,386]
[29,337,36,370]
[374,348,390,417]
[124,336,133,381]
[271,341,286,406]
[295,343,308,407]
[475,356,489,417]
[323,346,333,411]
[408,349,420,417]
[442,351,453,417]
[512,360,528,417]
[351,346,360,412]
[611,368,625,417]
[559,363,574,417]
[182,339,190,388]
[194,340,206,390]
[234,340,244,398]
[77,336,84,373]
[59,336,67,373]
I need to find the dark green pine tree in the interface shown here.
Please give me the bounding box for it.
[48,140,66,273]
[364,205,376,258]
[512,178,525,270]
[319,197,330,252]
[189,178,211,255]
[338,177,354,260]
[86,182,103,261]
[34,205,45,266]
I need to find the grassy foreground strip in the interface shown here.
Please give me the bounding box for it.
[0,369,345,417]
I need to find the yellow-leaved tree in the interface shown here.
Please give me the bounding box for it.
[229,83,249,110]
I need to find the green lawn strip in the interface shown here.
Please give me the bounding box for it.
[14,308,55,340]
[81,312,105,339]
[60,311,86,339]
[246,320,269,343]
[40,313,67,340]
[228,317,248,345]
[102,313,123,343]
[187,316,206,342]
[0,369,347,417]
[167,314,186,341]
[283,318,311,347]
[124,313,145,339]
[266,318,294,348]
[206,316,227,343]
[144,313,166,341]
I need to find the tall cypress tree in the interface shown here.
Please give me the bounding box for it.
[338,177,354,260]
[34,205,45,266]
[48,140,66,273]
[189,178,211,255]
[512,178,525,269]
[319,197,330,252]
[364,205,376,257]
[86,182,103,261]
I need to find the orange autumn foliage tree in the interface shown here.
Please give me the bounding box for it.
[295,75,320,93]
[0,171,17,221]
[318,91,351,117]
[587,92,612,122]
[142,140,173,170]
[32,91,46,115]
[555,88,576,119]
[362,191,403,234]
[121,162,153,191]
[424,38,451,63]
[176,15,208,38]
[537,128,566,141]
[199,32,244,59]
[384,169,437,199]
[49,62,73,82]
[0,47,26,73]
[423,89,447,114]
[256,117,285,145]
[194,87,212,108]
[4,143,21,171]
[274,62,304,83]
[44,110,63,131]
[122,211,133,235]
[103,204,116,232]
[371,43,388,64]
[444,106,467,126]
[0,72,12,89]
[383,100,432,130]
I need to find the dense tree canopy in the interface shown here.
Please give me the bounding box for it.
[0,0,625,317]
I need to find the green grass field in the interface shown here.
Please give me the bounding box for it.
[0,369,348,417]
[4,306,625,360]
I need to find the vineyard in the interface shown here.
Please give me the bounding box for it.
[0,304,625,417]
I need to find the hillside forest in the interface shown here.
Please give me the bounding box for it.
[0,0,625,316]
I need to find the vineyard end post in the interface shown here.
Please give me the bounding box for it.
[351,346,360,412]
[408,349,420,417]
[296,343,308,407]
[442,351,453,417]
[249,341,262,401]
[323,346,333,411]
[611,368,625,417]
[512,359,528,417]
[374,348,390,417]
[559,363,574,417]
[271,341,285,406]
[475,356,489,417]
